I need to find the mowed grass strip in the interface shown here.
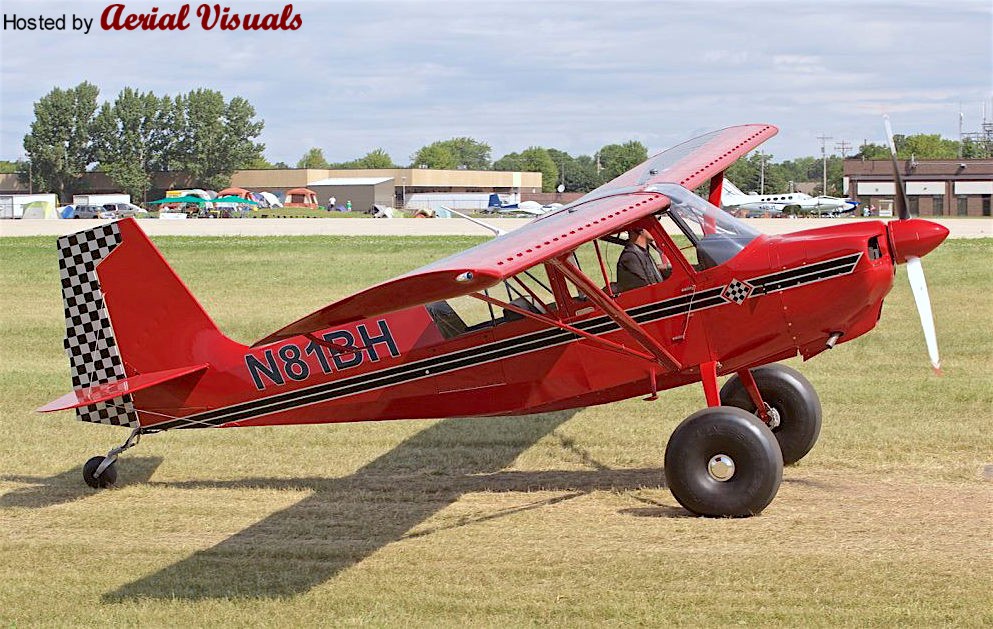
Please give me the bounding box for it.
[0,235,991,626]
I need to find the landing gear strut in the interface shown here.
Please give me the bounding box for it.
[82,427,142,489]
[721,364,822,465]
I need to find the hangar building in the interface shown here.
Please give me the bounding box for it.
[230,168,543,211]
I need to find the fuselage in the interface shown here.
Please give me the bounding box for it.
[136,221,895,431]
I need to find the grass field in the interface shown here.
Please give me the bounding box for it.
[1,234,991,626]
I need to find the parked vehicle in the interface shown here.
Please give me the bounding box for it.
[73,205,106,219]
[101,203,141,218]
[72,193,131,207]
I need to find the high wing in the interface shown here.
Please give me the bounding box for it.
[255,124,777,346]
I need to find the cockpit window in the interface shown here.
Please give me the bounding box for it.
[651,183,760,269]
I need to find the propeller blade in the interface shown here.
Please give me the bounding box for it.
[905,255,942,374]
[883,115,912,220]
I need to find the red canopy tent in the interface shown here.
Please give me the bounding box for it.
[219,187,252,197]
[284,188,319,208]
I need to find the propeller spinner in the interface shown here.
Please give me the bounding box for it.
[882,115,947,374]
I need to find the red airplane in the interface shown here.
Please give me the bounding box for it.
[40,123,947,517]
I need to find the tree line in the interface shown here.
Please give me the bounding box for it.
[17,82,265,201]
[16,82,989,200]
[293,138,650,194]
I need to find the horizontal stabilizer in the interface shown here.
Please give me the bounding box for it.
[38,364,209,413]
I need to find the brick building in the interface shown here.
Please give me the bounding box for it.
[844,158,993,217]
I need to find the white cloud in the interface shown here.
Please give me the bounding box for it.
[1,0,991,162]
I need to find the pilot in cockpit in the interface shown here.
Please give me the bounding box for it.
[616,228,672,293]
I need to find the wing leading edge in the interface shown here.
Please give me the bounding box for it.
[255,124,778,346]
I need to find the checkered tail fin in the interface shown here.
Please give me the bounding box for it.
[56,219,232,427]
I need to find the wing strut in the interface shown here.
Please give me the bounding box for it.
[548,256,683,372]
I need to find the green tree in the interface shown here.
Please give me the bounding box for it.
[412,137,491,170]
[569,155,601,192]
[778,156,817,187]
[0,160,18,174]
[245,156,277,169]
[336,148,395,169]
[855,134,964,160]
[411,144,458,169]
[93,88,174,202]
[546,148,599,192]
[297,147,330,169]
[492,151,522,171]
[961,137,992,159]
[21,81,100,200]
[596,140,648,182]
[173,89,265,189]
[726,154,759,193]
[518,147,558,193]
[811,156,845,196]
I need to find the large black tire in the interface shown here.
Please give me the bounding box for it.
[82,456,117,489]
[664,406,783,517]
[720,364,822,465]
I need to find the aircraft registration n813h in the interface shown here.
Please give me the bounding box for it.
[40,123,948,517]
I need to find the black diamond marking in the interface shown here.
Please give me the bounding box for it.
[722,279,753,305]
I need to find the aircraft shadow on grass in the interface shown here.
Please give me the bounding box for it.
[0,456,163,509]
[103,411,670,601]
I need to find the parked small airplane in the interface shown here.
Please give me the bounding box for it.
[40,122,945,517]
[721,179,858,216]
[486,193,550,217]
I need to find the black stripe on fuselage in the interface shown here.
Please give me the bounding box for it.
[148,253,861,430]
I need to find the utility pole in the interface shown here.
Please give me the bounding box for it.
[817,134,833,196]
[834,140,852,158]
[958,107,964,159]
[756,151,769,194]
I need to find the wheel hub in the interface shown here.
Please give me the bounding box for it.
[764,404,781,430]
[707,454,736,481]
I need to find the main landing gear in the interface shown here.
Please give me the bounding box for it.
[664,406,783,517]
[663,362,821,517]
[720,364,822,465]
[82,427,142,489]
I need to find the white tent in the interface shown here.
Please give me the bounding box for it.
[258,191,282,208]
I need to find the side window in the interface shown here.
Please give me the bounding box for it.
[427,295,496,339]
[502,265,554,316]
[657,213,701,267]
[426,266,558,339]
[568,240,624,296]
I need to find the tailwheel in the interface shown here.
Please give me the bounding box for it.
[81,427,142,489]
[664,406,783,517]
[721,364,822,465]
[83,456,118,489]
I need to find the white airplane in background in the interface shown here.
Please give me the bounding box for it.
[486,193,558,217]
[721,179,858,216]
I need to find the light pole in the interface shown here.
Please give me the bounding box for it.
[817,134,833,197]
[757,152,769,194]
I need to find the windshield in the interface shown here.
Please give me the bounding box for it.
[650,183,760,267]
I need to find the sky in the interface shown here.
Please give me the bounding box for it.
[1,0,991,165]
